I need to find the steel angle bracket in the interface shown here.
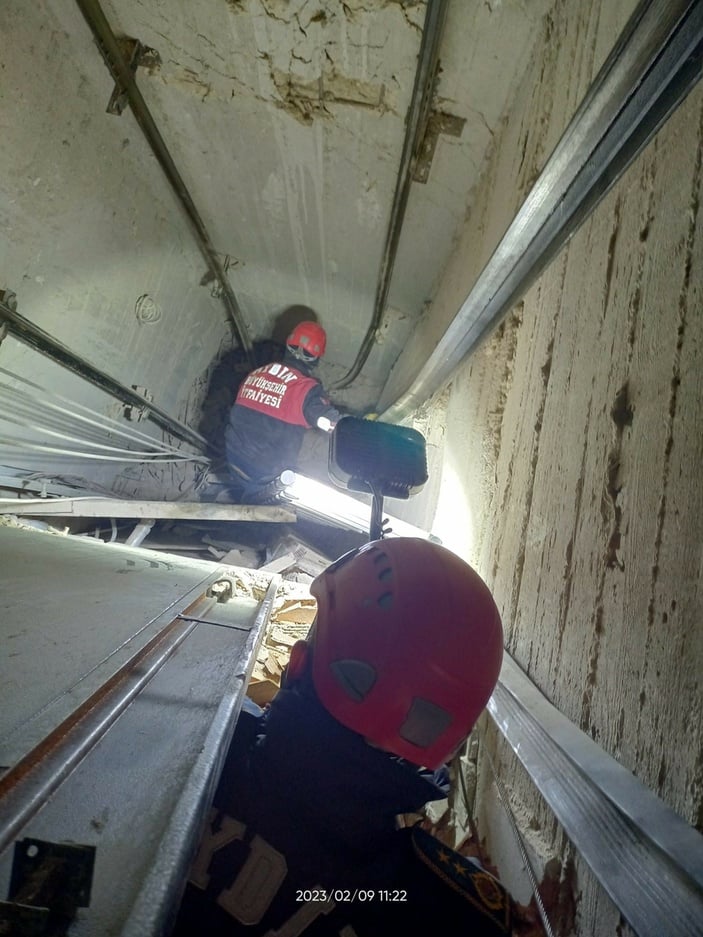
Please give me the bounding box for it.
[488,654,703,937]
[106,37,143,115]
[104,38,162,117]
[0,838,95,935]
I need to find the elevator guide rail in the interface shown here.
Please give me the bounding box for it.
[0,525,279,935]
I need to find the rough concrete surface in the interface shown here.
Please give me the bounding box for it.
[394,2,703,931]
[2,1,702,934]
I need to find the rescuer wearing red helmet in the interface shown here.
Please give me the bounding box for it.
[172,538,514,937]
[308,538,503,769]
[223,321,340,499]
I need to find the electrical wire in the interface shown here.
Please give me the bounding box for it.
[0,367,195,453]
[484,748,555,937]
[0,414,196,458]
[0,437,199,462]
[0,367,207,464]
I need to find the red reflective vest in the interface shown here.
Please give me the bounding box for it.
[234,363,319,428]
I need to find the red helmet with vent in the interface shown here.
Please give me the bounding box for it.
[286,321,327,360]
[309,538,503,769]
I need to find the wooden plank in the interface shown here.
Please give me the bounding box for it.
[0,497,296,523]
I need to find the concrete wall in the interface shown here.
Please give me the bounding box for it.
[397,2,703,933]
[0,1,231,490]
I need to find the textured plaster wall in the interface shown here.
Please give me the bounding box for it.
[0,1,231,489]
[397,3,703,934]
[96,0,429,409]
[381,0,642,409]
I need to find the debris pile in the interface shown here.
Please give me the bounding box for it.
[247,586,317,706]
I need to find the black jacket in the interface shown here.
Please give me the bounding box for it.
[171,686,512,936]
[224,354,339,483]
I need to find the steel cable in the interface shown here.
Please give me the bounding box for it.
[0,367,206,463]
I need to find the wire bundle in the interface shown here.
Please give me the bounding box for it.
[0,367,204,464]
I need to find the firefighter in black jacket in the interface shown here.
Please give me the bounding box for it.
[171,538,516,937]
[225,321,340,499]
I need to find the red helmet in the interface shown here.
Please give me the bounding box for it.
[309,538,503,769]
[287,321,327,360]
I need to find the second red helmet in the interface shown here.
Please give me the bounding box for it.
[309,538,504,769]
[287,321,327,359]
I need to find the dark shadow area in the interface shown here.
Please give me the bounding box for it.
[196,338,283,465]
[291,517,366,559]
[270,305,322,347]
[197,307,322,466]
[145,518,364,566]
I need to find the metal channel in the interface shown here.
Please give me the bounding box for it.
[382,0,703,419]
[120,576,279,937]
[0,526,278,933]
[0,496,296,523]
[74,0,254,361]
[0,592,219,856]
[333,0,450,390]
[488,654,703,937]
[0,299,208,453]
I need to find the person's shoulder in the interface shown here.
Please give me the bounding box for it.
[395,825,514,935]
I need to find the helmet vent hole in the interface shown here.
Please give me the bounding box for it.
[373,553,389,565]
[378,567,393,581]
[400,698,453,749]
[377,591,393,609]
[330,659,377,701]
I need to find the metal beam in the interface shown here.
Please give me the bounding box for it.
[120,578,279,935]
[489,654,703,937]
[0,497,296,523]
[0,525,279,932]
[73,0,254,362]
[381,0,703,420]
[0,299,208,453]
[0,604,203,856]
[332,0,450,390]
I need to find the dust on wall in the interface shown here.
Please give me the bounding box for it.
[398,1,703,933]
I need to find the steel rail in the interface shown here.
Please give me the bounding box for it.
[0,591,220,856]
[121,577,279,937]
[332,0,450,389]
[381,0,703,419]
[0,367,195,453]
[0,568,269,861]
[74,0,254,362]
[488,654,703,937]
[0,299,208,453]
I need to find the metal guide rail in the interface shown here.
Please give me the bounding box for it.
[0,525,279,935]
[489,654,703,937]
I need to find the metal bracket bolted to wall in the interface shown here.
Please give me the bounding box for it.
[207,579,234,603]
[123,384,153,422]
[0,290,17,312]
[0,288,17,351]
[0,838,96,935]
[0,290,17,350]
[106,38,161,116]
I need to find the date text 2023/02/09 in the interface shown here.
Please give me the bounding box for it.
[295,890,408,904]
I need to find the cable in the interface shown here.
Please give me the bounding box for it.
[484,748,555,937]
[0,367,208,464]
[0,437,200,463]
[0,414,193,458]
[0,369,195,453]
